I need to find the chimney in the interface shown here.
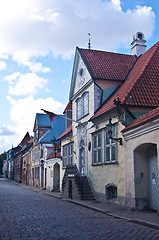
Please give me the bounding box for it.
[131,32,146,57]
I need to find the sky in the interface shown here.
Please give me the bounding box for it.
[0,0,158,153]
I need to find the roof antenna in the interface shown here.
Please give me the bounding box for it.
[88,33,91,50]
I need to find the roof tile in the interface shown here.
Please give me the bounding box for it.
[92,41,159,120]
[58,125,72,140]
[78,48,137,81]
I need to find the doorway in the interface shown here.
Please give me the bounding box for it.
[134,143,159,210]
[53,163,60,192]
[79,139,86,175]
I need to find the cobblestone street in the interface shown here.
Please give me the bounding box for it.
[0,179,159,240]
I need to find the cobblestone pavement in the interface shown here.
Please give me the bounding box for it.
[0,179,159,240]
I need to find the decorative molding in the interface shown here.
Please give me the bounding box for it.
[122,119,159,141]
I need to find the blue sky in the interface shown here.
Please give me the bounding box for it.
[0,0,158,153]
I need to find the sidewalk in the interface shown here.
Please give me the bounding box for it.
[15,181,159,231]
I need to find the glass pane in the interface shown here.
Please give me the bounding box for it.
[98,149,101,163]
[111,145,116,161]
[83,93,89,115]
[94,135,97,148]
[69,146,71,155]
[106,147,110,162]
[98,133,101,147]
[106,131,110,145]
[111,126,116,143]
[63,157,67,167]
[70,156,73,165]
[112,126,116,137]
[93,150,97,163]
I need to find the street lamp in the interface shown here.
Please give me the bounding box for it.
[106,117,122,146]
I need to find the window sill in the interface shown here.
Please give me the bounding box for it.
[92,163,103,166]
[77,112,89,121]
[92,161,118,166]
[104,161,118,165]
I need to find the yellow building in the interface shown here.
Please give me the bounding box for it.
[21,138,33,185]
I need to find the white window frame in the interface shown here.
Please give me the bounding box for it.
[62,143,73,168]
[83,92,89,116]
[76,92,89,120]
[105,125,117,163]
[92,131,102,165]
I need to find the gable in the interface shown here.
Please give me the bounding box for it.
[69,49,92,99]
[69,47,137,101]
[33,113,52,132]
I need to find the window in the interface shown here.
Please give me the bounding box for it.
[76,92,89,120]
[92,132,102,164]
[105,185,117,200]
[77,98,83,120]
[32,150,34,162]
[35,149,38,161]
[105,125,117,163]
[83,93,89,116]
[62,144,73,168]
[35,167,39,179]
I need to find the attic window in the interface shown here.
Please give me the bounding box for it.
[79,68,84,77]
[138,33,142,40]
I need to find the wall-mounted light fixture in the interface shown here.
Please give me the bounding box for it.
[106,117,122,146]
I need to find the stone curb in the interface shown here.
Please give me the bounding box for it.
[9,180,159,231]
[45,192,159,231]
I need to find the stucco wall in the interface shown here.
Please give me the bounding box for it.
[87,119,126,203]
[123,122,159,209]
[45,159,61,191]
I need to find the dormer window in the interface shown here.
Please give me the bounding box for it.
[76,92,89,120]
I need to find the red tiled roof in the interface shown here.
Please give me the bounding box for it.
[47,151,61,160]
[122,107,159,132]
[92,42,159,120]
[78,48,137,81]
[58,125,72,140]
[63,101,72,114]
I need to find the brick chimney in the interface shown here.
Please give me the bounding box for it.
[131,32,146,57]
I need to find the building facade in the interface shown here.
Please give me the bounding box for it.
[60,32,159,209]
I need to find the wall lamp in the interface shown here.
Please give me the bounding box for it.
[106,117,122,146]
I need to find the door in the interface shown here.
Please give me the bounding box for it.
[148,146,159,210]
[45,168,47,188]
[79,139,86,175]
[32,168,34,186]
[53,163,60,191]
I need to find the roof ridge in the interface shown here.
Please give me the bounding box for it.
[78,47,133,56]
[123,42,159,103]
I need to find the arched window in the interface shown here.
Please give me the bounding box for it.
[105,184,117,200]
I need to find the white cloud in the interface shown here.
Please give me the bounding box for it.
[6,95,65,148]
[4,72,48,96]
[0,124,15,136]
[0,136,11,151]
[13,54,51,73]
[0,61,6,71]
[0,0,155,59]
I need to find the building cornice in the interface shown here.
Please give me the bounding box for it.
[122,118,159,141]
